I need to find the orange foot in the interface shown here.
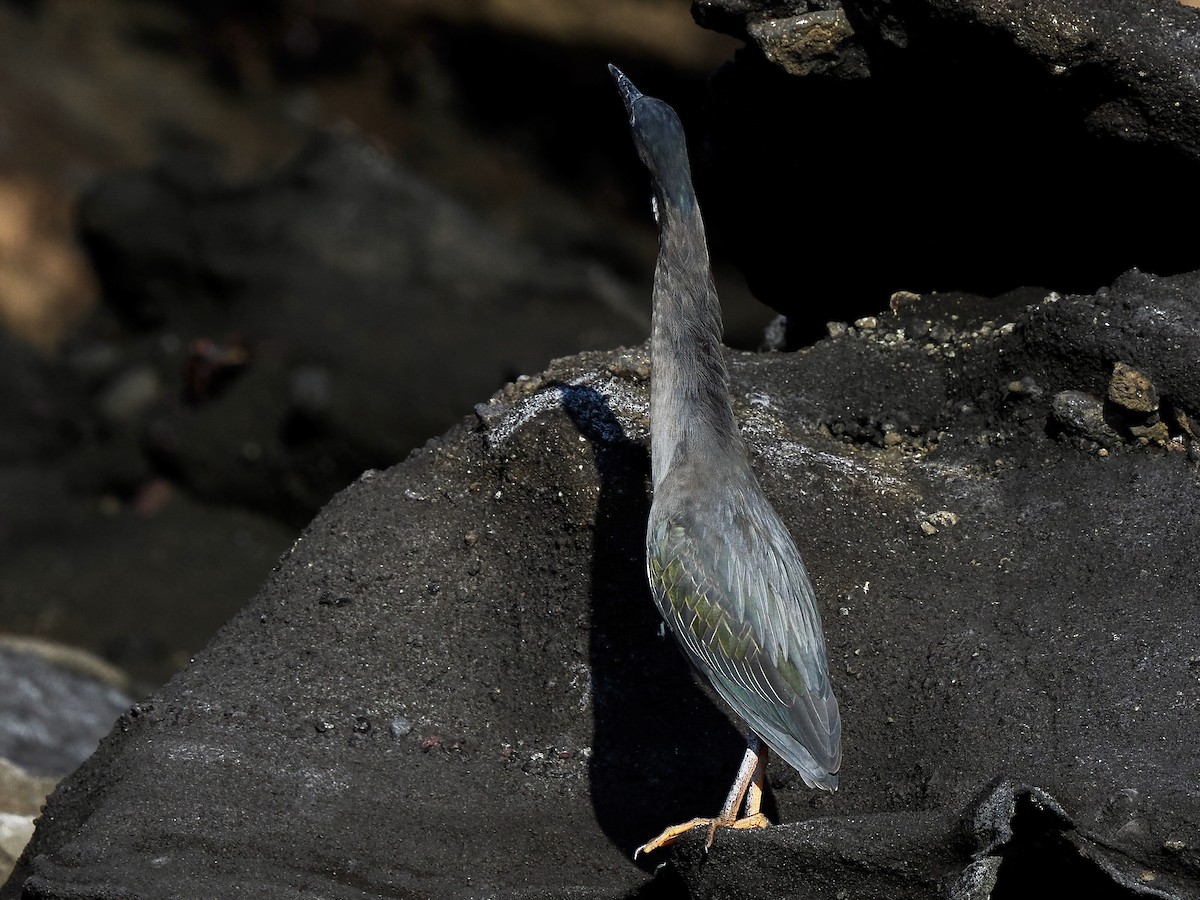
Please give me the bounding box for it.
[635,739,769,857]
[634,811,768,857]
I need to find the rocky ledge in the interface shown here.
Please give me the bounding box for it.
[691,0,1200,335]
[5,268,1199,898]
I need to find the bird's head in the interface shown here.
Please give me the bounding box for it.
[608,64,697,220]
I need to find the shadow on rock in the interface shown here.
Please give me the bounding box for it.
[556,383,751,864]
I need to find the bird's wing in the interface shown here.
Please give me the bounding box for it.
[647,490,841,787]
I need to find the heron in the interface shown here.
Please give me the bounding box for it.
[608,64,842,856]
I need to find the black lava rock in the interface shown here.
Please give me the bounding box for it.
[6,271,1200,898]
[691,0,1200,339]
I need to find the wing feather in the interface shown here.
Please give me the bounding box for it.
[647,475,841,788]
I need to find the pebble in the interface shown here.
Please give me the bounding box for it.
[928,510,959,527]
[1130,421,1169,444]
[1108,362,1158,414]
[889,290,921,312]
[1051,390,1121,449]
[1006,376,1043,399]
[1175,408,1199,439]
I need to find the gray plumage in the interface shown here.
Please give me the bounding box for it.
[611,65,841,790]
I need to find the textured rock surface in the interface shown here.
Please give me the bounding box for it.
[78,130,649,524]
[5,269,1200,898]
[0,325,299,684]
[692,0,1200,336]
[0,127,655,686]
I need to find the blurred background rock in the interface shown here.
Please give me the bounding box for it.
[0,0,748,691]
[8,0,1200,695]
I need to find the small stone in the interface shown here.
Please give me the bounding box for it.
[920,521,938,536]
[889,290,921,312]
[748,10,857,78]
[1129,421,1169,444]
[1006,376,1043,399]
[1108,362,1158,414]
[606,352,650,380]
[1175,407,1199,439]
[1051,390,1121,449]
[928,510,959,528]
[826,321,848,338]
[474,400,504,429]
[854,316,878,331]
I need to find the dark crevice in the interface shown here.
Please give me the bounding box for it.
[991,794,1140,900]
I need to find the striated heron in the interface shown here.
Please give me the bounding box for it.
[609,64,842,856]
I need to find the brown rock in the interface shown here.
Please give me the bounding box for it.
[1108,362,1159,414]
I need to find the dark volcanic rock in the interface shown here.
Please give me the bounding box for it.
[837,0,1200,158]
[1,121,656,687]
[78,129,648,523]
[691,0,1200,338]
[5,270,1200,898]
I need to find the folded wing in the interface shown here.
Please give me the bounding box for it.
[647,485,841,788]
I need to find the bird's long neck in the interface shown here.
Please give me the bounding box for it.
[650,201,741,491]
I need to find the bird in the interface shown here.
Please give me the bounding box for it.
[608,64,842,856]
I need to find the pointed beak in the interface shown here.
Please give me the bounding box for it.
[608,64,643,119]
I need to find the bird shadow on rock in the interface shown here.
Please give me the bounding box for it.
[554,383,777,874]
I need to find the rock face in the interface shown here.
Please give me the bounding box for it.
[1,129,654,686]
[691,0,1200,338]
[78,130,648,524]
[6,268,1200,898]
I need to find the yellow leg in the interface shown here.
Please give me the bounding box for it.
[742,740,767,818]
[636,736,770,858]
